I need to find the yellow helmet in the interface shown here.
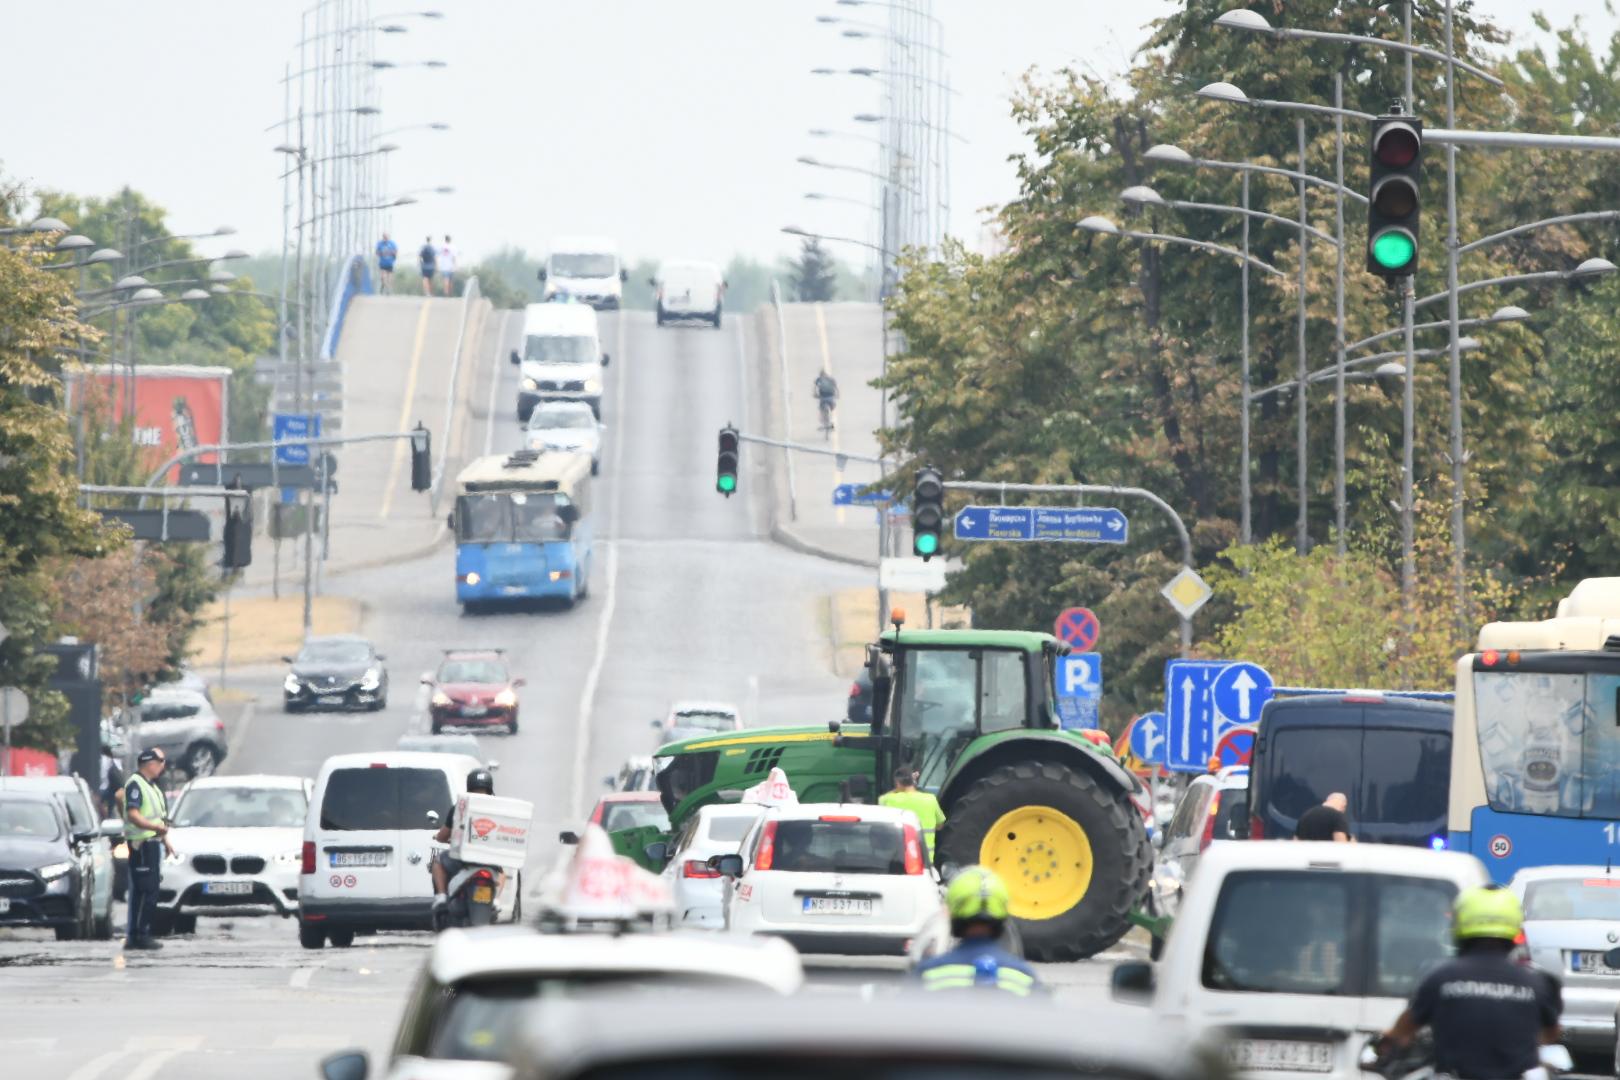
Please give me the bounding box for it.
[1453,885,1523,941]
[946,865,1011,921]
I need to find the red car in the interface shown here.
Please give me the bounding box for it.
[424,650,524,734]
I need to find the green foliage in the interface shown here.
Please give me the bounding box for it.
[790,237,839,302]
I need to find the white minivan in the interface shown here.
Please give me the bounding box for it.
[509,303,608,421]
[297,751,474,949]
[539,237,626,310]
[652,260,726,328]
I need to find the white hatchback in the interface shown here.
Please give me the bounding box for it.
[524,401,603,474]
[716,803,944,956]
[656,803,763,929]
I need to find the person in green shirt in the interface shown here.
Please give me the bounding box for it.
[879,768,946,859]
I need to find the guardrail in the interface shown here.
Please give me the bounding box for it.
[429,274,482,513]
[769,279,799,521]
[319,254,372,362]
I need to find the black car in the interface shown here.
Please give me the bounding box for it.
[0,792,100,940]
[283,635,389,713]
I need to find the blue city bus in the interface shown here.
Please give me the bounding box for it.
[450,449,593,612]
[1448,578,1620,881]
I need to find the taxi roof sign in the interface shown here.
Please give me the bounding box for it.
[539,824,674,927]
[742,766,798,808]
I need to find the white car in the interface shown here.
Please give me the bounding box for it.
[655,803,763,929]
[539,236,626,310]
[716,802,944,956]
[524,401,603,475]
[156,774,311,935]
[652,260,725,328]
[1110,840,1489,1080]
[511,302,607,421]
[652,700,741,746]
[1508,865,1620,1057]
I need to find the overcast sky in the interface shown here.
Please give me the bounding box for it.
[6,1,1616,268]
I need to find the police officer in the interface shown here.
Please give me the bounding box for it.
[1378,885,1561,1079]
[878,768,946,860]
[123,749,175,950]
[915,866,1040,995]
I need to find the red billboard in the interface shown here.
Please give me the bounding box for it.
[67,365,230,481]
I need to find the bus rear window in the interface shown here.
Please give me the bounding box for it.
[1473,671,1620,819]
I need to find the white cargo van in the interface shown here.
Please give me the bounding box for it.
[652,260,726,328]
[509,303,608,421]
[539,237,626,310]
[297,751,473,949]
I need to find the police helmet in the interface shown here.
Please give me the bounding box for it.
[1453,884,1523,942]
[946,865,1011,922]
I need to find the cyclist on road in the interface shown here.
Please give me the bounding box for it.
[375,233,397,293]
[1377,885,1561,1079]
[914,866,1040,996]
[813,370,838,432]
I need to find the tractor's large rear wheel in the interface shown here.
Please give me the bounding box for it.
[938,760,1150,962]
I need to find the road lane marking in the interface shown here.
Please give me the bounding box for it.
[124,1038,201,1080]
[484,309,516,457]
[225,698,258,764]
[378,299,434,520]
[568,310,628,814]
[64,1051,126,1080]
[814,304,846,524]
[289,965,318,989]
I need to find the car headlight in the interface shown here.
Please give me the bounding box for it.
[284,674,301,693]
[522,376,539,391]
[583,378,602,394]
[360,668,382,691]
[37,861,74,881]
[431,690,452,707]
[494,689,517,707]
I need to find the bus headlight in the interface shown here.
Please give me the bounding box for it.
[522,377,539,391]
[583,378,602,394]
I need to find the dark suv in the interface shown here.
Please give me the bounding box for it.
[0,792,100,939]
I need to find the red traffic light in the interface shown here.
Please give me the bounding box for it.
[1372,121,1420,167]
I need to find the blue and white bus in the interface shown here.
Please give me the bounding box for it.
[1448,577,1620,881]
[449,449,593,612]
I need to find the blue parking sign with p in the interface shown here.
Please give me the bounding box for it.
[1055,654,1102,730]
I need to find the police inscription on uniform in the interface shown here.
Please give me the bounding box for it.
[1407,952,1560,1079]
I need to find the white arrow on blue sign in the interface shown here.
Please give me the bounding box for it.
[1055,654,1102,730]
[833,483,895,506]
[1130,710,1167,765]
[953,505,1128,544]
[1164,659,1275,773]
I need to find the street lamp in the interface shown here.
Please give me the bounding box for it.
[797,154,921,195]
[853,113,967,143]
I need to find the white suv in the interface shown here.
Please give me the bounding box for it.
[716,803,945,956]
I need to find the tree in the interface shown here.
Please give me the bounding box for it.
[46,546,175,713]
[790,237,839,302]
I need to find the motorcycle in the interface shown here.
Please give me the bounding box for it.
[1358,1032,1572,1080]
[436,861,506,929]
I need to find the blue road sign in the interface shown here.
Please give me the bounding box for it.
[1211,662,1274,727]
[273,413,320,466]
[1164,659,1275,773]
[952,505,1129,544]
[1055,654,1102,730]
[833,483,895,506]
[1130,710,1167,765]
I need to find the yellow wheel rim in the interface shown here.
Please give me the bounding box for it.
[979,804,1093,920]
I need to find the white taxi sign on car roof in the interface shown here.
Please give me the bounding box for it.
[543,824,674,925]
[741,767,797,808]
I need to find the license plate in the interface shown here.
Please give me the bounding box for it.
[204,881,252,895]
[501,585,526,596]
[473,885,493,903]
[330,851,387,868]
[1572,951,1620,975]
[461,705,486,717]
[0,898,9,914]
[802,896,874,916]
[1227,1040,1334,1073]
[318,694,344,705]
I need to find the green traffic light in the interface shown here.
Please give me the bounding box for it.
[915,532,939,555]
[717,474,737,493]
[1371,231,1415,271]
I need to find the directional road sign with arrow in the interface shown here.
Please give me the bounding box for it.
[1163,659,1274,773]
[953,505,1128,544]
[1129,711,1167,765]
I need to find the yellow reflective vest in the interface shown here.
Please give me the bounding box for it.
[878,788,946,857]
[124,773,167,843]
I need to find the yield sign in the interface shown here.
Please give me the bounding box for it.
[1054,607,1100,651]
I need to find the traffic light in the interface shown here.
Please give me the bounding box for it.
[716,425,740,496]
[912,466,944,560]
[410,423,432,492]
[1367,113,1423,278]
[222,488,252,569]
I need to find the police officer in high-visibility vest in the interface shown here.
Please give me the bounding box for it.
[878,768,945,860]
[123,748,175,950]
[915,866,1041,995]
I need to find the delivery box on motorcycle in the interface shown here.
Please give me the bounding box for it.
[450,793,533,870]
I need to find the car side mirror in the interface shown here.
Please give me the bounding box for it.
[486,760,499,772]
[557,503,581,525]
[445,512,455,530]
[619,268,628,283]
[73,829,97,846]
[1151,830,1166,850]
[281,656,295,664]
[420,673,433,685]
[650,718,664,729]
[644,841,668,864]
[1110,960,1155,1002]
[320,1050,370,1080]
[647,277,658,287]
[537,268,547,282]
[600,352,610,367]
[375,654,386,661]
[711,854,744,878]
[509,349,521,366]
[559,830,580,845]
[512,678,526,688]
[425,810,440,827]
[100,818,124,840]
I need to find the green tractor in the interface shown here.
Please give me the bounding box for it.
[623,627,1152,961]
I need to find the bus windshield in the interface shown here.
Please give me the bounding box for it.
[456,492,572,544]
[1473,670,1620,818]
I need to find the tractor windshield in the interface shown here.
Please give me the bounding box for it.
[895,648,1029,789]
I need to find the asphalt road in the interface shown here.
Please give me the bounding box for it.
[8,308,1126,1080]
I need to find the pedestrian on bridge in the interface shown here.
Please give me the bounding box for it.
[419,236,437,296]
[123,749,175,950]
[438,235,456,297]
[879,768,945,860]
[375,233,398,293]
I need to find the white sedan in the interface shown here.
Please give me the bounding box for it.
[716,803,945,956]
[524,401,603,474]
[656,803,763,929]
[155,774,312,935]
[652,700,741,746]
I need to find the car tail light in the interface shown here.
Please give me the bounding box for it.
[1249,815,1265,840]
[818,815,862,822]
[370,763,388,769]
[683,859,721,879]
[1200,793,1222,851]
[473,869,494,884]
[300,841,316,875]
[848,682,862,699]
[903,825,925,875]
[589,802,604,825]
[755,820,778,871]
[214,718,226,733]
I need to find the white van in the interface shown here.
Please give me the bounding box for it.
[539,237,626,310]
[297,751,474,949]
[653,260,726,328]
[509,303,608,421]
